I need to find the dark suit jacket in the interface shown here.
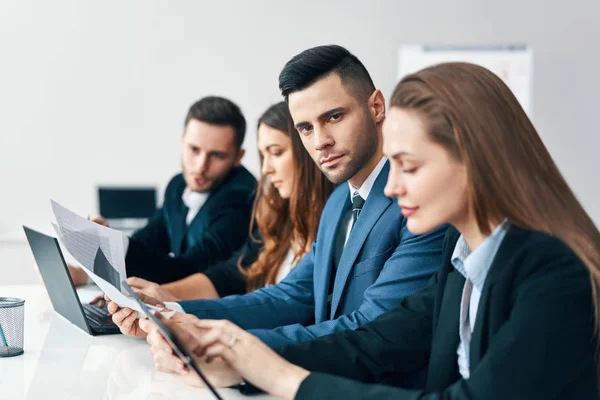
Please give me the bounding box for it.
[202,229,263,297]
[125,166,257,284]
[277,226,598,400]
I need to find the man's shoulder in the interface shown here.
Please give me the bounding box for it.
[327,183,350,204]
[164,173,186,197]
[224,165,258,191]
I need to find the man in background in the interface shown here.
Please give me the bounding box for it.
[67,96,257,286]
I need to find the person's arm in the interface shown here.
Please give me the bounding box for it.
[247,224,446,348]
[162,273,219,300]
[147,274,439,396]
[200,232,262,297]
[126,188,254,284]
[175,244,318,330]
[293,245,596,399]
[160,233,262,299]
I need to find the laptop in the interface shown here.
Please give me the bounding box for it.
[23,226,120,335]
[123,281,224,400]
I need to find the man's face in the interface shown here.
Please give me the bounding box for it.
[180,119,244,192]
[287,73,379,185]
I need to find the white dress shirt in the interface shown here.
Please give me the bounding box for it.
[275,248,296,283]
[123,186,209,256]
[181,187,210,225]
[451,220,509,379]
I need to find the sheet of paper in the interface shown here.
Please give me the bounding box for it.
[79,267,163,315]
[50,200,127,291]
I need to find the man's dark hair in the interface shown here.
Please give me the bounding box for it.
[184,96,246,148]
[278,45,376,102]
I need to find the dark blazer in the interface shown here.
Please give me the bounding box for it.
[178,162,446,348]
[125,166,257,284]
[277,226,599,400]
[202,229,263,297]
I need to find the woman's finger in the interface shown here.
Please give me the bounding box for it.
[154,348,187,374]
[121,312,138,333]
[112,307,133,325]
[127,276,151,289]
[204,343,235,363]
[147,329,172,354]
[107,301,120,314]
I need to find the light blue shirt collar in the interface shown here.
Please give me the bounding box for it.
[451,220,509,291]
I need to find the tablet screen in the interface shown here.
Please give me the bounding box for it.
[122,281,224,400]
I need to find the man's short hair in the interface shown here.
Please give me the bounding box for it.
[184,96,246,148]
[278,45,376,102]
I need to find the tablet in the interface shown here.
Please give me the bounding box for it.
[122,281,224,400]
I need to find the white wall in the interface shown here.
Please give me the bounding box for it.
[1,0,599,284]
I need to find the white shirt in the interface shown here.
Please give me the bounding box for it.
[452,220,509,379]
[181,187,210,225]
[275,249,296,283]
[122,186,209,257]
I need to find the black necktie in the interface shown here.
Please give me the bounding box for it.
[351,191,365,229]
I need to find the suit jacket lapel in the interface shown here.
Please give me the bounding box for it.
[315,190,351,322]
[428,270,464,391]
[469,227,521,368]
[168,198,188,256]
[330,164,392,317]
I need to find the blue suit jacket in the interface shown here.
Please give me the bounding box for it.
[179,162,446,347]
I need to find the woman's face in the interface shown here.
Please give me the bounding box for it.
[258,123,295,199]
[383,107,469,234]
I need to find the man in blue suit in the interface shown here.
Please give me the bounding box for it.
[110,45,446,349]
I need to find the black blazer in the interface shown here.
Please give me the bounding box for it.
[276,226,598,400]
[125,166,257,284]
[202,229,263,297]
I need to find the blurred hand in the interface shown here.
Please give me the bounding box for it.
[144,315,243,388]
[127,277,180,302]
[178,318,309,398]
[35,262,89,287]
[68,265,90,287]
[105,292,168,338]
[89,215,109,227]
[90,295,106,308]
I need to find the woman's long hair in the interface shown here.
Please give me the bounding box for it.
[390,62,600,366]
[242,102,335,290]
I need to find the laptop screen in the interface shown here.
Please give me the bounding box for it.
[22,226,90,334]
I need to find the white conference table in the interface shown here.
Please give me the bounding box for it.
[0,284,278,400]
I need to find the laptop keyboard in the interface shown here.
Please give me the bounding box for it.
[82,303,117,330]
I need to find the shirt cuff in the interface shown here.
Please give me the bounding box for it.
[164,301,185,313]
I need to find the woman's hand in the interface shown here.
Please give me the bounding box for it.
[152,314,310,399]
[143,315,244,388]
[127,277,181,302]
[105,292,168,337]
